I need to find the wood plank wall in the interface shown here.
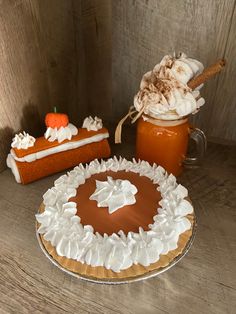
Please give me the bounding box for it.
[0,0,111,172]
[112,0,236,143]
[0,0,235,172]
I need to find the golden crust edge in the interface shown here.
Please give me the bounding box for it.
[37,202,195,280]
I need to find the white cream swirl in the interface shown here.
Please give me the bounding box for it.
[134,53,205,120]
[44,123,78,143]
[82,116,103,131]
[11,131,36,150]
[36,157,194,272]
[90,176,138,214]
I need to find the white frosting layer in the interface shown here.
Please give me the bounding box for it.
[36,157,194,272]
[45,123,78,143]
[134,53,205,120]
[6,154,21,183]
[10,133,109,163]
[82,116,103,131]
[11,131,35,149]
[90,176,138,214]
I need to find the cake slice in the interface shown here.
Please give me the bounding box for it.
[7,114,110,184]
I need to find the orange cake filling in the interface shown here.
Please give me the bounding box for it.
[14,139,110,184]
[70,171,161,235]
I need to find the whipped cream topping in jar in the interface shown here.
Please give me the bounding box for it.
[134,53,205,121]
[134,52,207,176]
[115,53,226,176]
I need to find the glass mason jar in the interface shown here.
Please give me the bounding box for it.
[136,115,207,176]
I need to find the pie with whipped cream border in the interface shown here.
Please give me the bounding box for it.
[36,157,195,280]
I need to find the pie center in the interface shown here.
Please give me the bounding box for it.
[70,170,161,235]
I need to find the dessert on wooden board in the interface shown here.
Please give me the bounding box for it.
[7,111,110,184]
[36,157,195,281]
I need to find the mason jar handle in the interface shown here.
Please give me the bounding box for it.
[184,127,207,166]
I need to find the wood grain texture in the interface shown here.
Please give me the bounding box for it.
[0,0,79,171]
[0,133,235,313]
[80,0,112,120]
[0,0,50,171]
[206,2,236,141]
[112,0,236,141]
[35,0,87,124]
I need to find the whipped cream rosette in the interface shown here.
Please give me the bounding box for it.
[90,176,138,214]
[11,131,36,149]
[82,116,103,131]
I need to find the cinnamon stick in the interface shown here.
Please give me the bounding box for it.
[188,59,226,90]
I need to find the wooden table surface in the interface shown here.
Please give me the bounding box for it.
[0,135,236,314]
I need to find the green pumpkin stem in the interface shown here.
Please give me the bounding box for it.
[53,106,57,113]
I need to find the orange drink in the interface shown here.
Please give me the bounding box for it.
[136,117,206,176]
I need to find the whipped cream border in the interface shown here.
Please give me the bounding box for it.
[10,133,109,163]
[36,157,194,273]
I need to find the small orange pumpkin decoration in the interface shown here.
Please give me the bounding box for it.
[45,107,69,128]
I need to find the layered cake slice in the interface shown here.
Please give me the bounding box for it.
[7,113,110,184]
